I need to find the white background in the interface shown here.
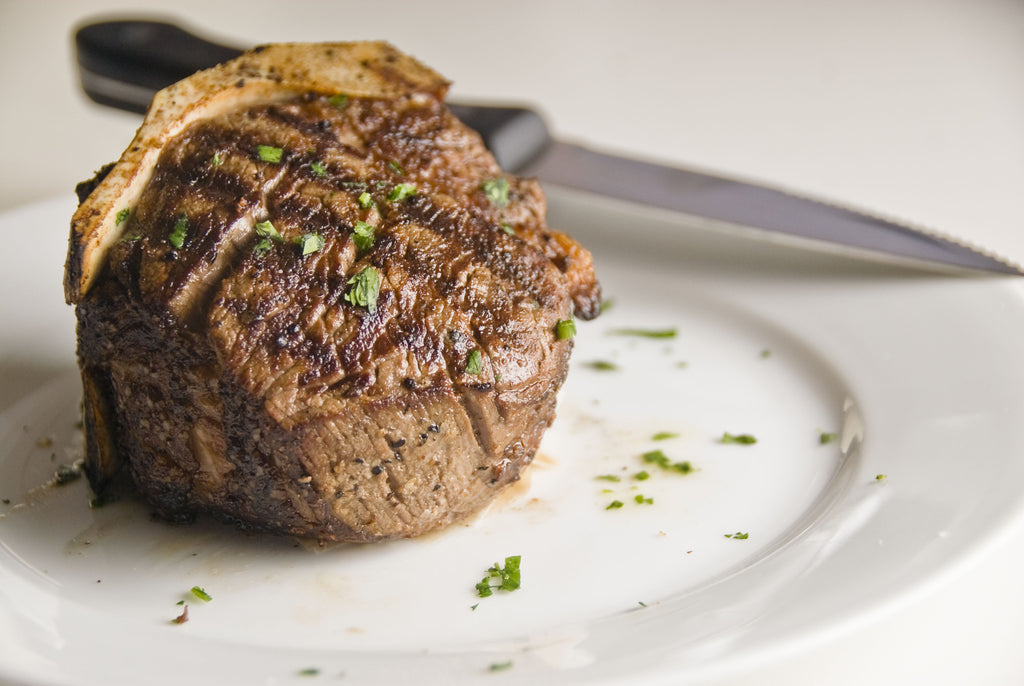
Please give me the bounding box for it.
[1,1,1023,683]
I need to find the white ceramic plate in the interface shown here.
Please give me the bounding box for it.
[3,192,1024,686]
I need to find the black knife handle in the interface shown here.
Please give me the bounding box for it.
[73,19,550,171]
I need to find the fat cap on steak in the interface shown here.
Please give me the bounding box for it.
[65,41,450,304]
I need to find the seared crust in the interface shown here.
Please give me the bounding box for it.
[69,43,600,541]
[66,42,450,305]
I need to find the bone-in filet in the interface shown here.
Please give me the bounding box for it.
[65,42,600,542]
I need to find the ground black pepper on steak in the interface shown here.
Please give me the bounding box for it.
[65,42,600,542]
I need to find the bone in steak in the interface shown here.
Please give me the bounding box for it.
[65,42,601,542]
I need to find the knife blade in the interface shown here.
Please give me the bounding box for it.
[74,19,1022,275]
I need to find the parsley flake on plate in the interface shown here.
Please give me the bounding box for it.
[190,586,212,602]
[475,555,521,598]
[720,432,757,445]
[609,327,677,339]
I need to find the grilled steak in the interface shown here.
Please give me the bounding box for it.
[65,42,600,542]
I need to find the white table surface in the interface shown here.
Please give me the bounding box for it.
[2,1,1023,683]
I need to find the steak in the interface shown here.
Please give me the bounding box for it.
[65,42,600,542]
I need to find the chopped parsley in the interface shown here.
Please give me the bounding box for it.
[819,431,839,445]
[720,432,757,445]
[724,532,749,539]
[606,500,624,510]
[760,348,772,358]
[555,317,576,340]
[875,474,888,482]
[328,93,349,109]
[634,470,650,481]
[168,215,189,249]
[255,220,282,241]
[256,144,283,163]
[488,661,514,672]
[190,586,212,602]
[210,151,223,167]
[500,223,515,236]
[115,208,131,225]
[609,328,677,339]
[310,160,327,177]
[585,360,618,371]
[634,494,653,505]
[482,177,510,207]
[297,232,324,256]
[297,668,321,677]
[352,220,375,253]
[386,183,417,202]
[358,191,375,209]
[642,449,694,474]
[475,555,522,598]
[651,431,679,441]
[388,160,405,175]
[253,219,283,256]
[344,266,381,312]
[595,474,621,482]
[465,349,483,375]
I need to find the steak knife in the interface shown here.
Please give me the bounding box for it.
[74,19,1022,275]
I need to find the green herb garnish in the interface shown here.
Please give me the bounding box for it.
[720,432,757,445]
[297,232,324,256]
[585,360,618,371]
[819,431,838,445]
[555,317,576,340]
[652,431,679,441]
[465,349,483,375]
[310,160,327,177]
[388,160,405,175]
[488,661,514,672]
[352,220,375,253]
[210,151,223,167]
[168,215,188,249]
[482,177,510,207]
[475,555,522,598]
[328,93,349,108]
[344,266,381,312]
[500,223,515,235]
[642,449,694,474]
[634,471,650,481]
[634,494,653,505]
[724,532,749,539]
[297,667,321,677]
[386,183,417,202]
[190,586,212,602]
[875,474,888,482]
[610,328,677,339]
[358,191,375,209]
[595,474,621,482]
[115,208,130,225]
[255,220,282,241]
[606,500,624,510]
[256,145,283,163]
